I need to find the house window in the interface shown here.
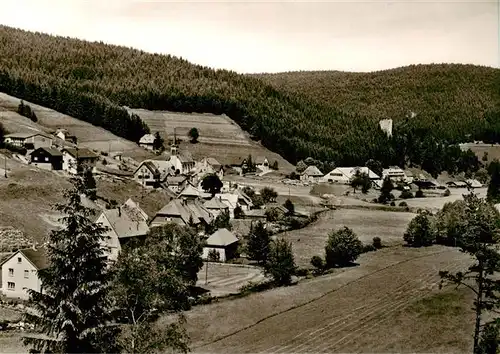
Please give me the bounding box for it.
[24,270,29,279]
[7,282,15,290]
[17,257,22,263]
[33,156,38,161]
[8,268,14,277]
[45,157,49,162]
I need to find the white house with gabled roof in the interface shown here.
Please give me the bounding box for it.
[322,167,379,184]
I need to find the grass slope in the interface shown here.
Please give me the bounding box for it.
[131,108,295,172]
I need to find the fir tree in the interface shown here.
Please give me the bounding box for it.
[487,160,500,204]
[22,175,119,353]
[246,221,271,264]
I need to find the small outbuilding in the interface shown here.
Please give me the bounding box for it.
[202,228,239,262]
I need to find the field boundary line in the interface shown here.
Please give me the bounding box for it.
[192,248,453,349]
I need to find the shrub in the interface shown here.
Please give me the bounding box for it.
[325,227,363,268]
[264,238,296,286]
[400,190,414,199]
[372,237,382,249]
[390,201,396,206]
[444,188,451,196]
[310,255,325,273]
[362,244,377,253]
[415,189,424,198]
[399,201,408,207]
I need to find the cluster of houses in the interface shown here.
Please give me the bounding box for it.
[4,130,99,174]
[0,164,267,300]
[298,164,484,190]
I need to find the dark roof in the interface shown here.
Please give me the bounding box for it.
[31,147,63,157]
[20,248,49,270]
[63,148,99,159]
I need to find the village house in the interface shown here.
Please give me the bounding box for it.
[214,193,240,218]
[95,199,150,262]
[4,132,53,151]
[255,157,270,171]
[168,145,195,175]
[1,247,48,300]
[265,203,289,218]
[465,179,483,189]
[197,157,224,180]
[29,147,63,170]
[322,167,379,184]
[150,198,213,228]
[244,209,267,220]
[139,134,156,150]
[55,128,77,144]
[202,228,239,262]
[179,183,212,200]
[300,165,324,183]
[446,181,468,188]
[163,175,189,194]
[234,189,253,211]
[62,148,99,174]
[133,159,173,188]
[204,197,230,218]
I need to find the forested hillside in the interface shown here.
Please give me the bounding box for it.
[0,25,498,175]
[256,65,500,142]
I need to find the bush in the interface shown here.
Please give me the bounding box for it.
[310,255,325,273]
[362,244,377,253]
[400,190,414,199]
[399,201,408,207]
[403,210,436,247]
[372,237,382,249]
[325,227,363,268]
[390,201,396,206]
[444,188,451,196]
[415,189,424,198]
[264,238,296,286]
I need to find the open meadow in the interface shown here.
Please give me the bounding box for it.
[130,108,295,173]
[0,93,153,161]
[175,245,473,353]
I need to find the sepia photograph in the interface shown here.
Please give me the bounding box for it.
[0,0,498,352]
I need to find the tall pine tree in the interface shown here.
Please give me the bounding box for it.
[246,221,271,264]
[23,175,119,353]
[487,160,500,204]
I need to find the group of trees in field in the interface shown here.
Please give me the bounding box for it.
[17,100,37,122]
[0,26,496,175]
[245,220,296,285]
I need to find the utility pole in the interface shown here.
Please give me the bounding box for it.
[205,260,209,285]
[4,154,7,178]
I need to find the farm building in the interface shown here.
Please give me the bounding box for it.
[133,159,173,188]
[446,181,468,188]
[382,167,413,184]
[4,132,53,151]
[466,179,483,188]
[139,134,156,150]
[62,148,99,175]
[255,157,270,171]
[1,247,48,300]
[413,179,441,189]
[300,165,323,182]
[29,147,63,170]
[197,157,224,180]
[95,198,150,262]
[265,203,289,218]
[322,167,379,184]
[150,198,213,228]
[214,193,240,218]
[55,128,77,144]
[234,189,253,211]
[244,209,267,220]
[179,183,212,200]
[202,228,239,262]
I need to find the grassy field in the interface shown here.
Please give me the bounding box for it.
[130,108,295,173]
[180,245,472,353]
[0,92,153,161]
[278,208,416,267]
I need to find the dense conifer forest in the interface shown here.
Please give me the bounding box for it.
[0,25,498,175]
